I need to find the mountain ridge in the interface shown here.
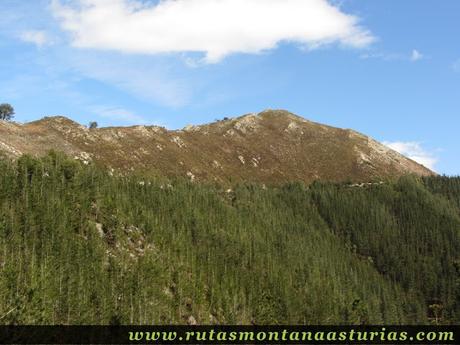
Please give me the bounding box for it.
[0,109,434,184]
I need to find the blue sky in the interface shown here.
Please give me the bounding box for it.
[0,0,459,174]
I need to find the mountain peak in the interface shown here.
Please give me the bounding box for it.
[0,111,434,184]
[258,108,305,118]
[31,115,80,125]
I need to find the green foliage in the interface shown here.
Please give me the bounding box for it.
[0,103,14,121]
[0,153,459,325]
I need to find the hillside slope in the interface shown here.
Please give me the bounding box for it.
[0,154,458,325]
[0,110,433,184]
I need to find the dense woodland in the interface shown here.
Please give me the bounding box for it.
[0,152,459,325]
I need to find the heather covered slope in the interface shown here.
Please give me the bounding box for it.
[0,153,458,325]
[0,110,433,185]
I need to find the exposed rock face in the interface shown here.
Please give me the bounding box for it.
[0,110,434,184]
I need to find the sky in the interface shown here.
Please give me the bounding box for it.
[0,0,459,175]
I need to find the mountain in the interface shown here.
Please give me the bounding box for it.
[0,110,433,184]
[0,111,458,325]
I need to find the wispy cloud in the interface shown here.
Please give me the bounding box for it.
[410,49,423,61]
[64,51,191,107]
[90,106,147,125]
[452,59,460,72]
[51,0,374,63]
[383,141,438,170]
[360,52,402,61]
[361,49,424,62]
[19,30,52,47]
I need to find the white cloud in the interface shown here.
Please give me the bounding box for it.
[410,49,423,61]
[383,141,437,170]
[19,30,52,47]
[51,0,374,63]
